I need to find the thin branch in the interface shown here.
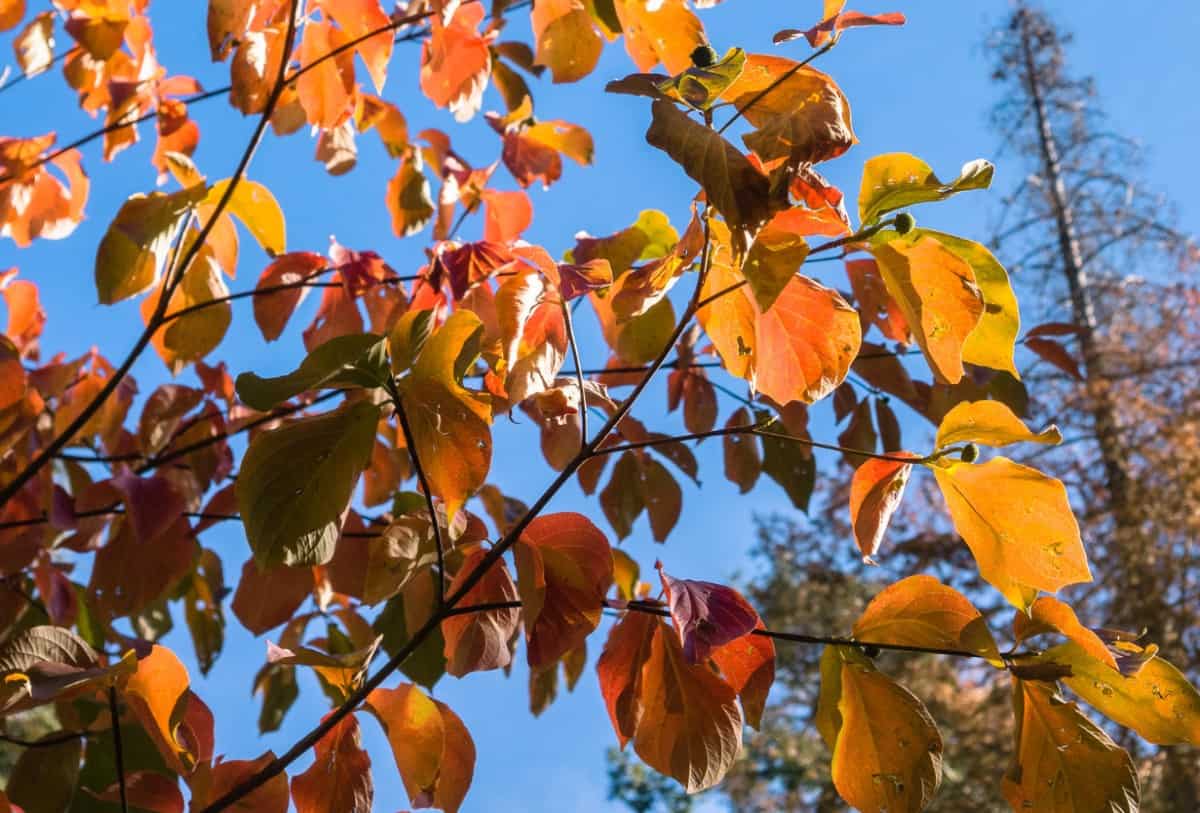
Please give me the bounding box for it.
[561,300,588,454]
[0,47,78,98]
[386,380,447,607]
[0,730,90,748]
[108,687,128,813]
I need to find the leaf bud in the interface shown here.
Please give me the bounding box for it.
[861,644,881,659]
[894,212,916,235]
[690,43,719,68]
[960,442,979,464]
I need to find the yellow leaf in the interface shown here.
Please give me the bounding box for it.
[1003,680,1139,812]
[859,152,993,226]
[933,458,1090,608]
[531,0,603,83]
[1046,642,1200,746]
[870,236,983,385]
[1015,596,1115,670]
[935,400,1061,450]
[831,656,943,813]
[205,179,286,257]
[613,0,703,74]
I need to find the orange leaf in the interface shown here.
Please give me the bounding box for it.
[1025,335,1085,381]
[192,751,290,812]
[231,558,315,636]
[253,251,326,341]
[848,453,918,562]
[870,236,983,384]
[852,574,1000,661]
[297,20,356,129]
[1,268,46,357]
[124,645,194,774]
[441,549,521,677]
[633,616,742,792]
[596,609,657,748]
[710,624,775,729]
[290,713,373,813]
[0,136,89,247]
[613,0,704,74]
[366,684,475,813]
[420,2,491,122]
[1014,596,1116,670]
[829,654,943,812]
[531,0,603,83]
[1002,681,1138,813]
[316,0,394,93]
[0,0,24,32]
[698,220,861,405]
[515,512,613,669]
[480,188,532,243]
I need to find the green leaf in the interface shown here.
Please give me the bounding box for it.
[859,153,993,226]
[655,47,746,110]
[236,400,381,568]
[94,186,206,304]
[235,333,389,411]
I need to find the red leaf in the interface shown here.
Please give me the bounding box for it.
[515,512,613,669]
[775,11,906,47]
[253,252,326,342]
[231,559,315,635]
[710,623,775,729]
[657,563,758,664]
[441,549,521,676]
[291,713,373,813]
[1026,336,1085,381]
[848,453,919,562]
[480,188,532,243]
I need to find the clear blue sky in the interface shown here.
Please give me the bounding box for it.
[2,2,1198,810]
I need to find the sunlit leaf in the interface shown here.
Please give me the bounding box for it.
[848,453,918,563]
[859,152,993,226]
[935,399,1061,450]
[853,575,1001,662]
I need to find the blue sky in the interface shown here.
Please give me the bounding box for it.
[2,1,1198,811]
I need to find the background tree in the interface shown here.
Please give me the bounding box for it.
[0,2,1197,813]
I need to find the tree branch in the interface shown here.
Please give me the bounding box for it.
[108,686,128,813]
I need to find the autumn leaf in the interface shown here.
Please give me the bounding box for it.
[720,54,856,167]
[657,564,758,663]
[633,617,743,792]
[852,575,1001,662]
[859,152,993,226]
[124,645,195,774]
[613,0,704,75]
[645,99,775,241]
[1003,680,1139,813]
[290,713,373,813]
[515,512,613,669]
[823,648,944,813]
[935,399,1061,450]
[1044,642,1200,746]
[253,251,327,341]
[395,309,494,520]
[191,751,290,812]
[236,400,381,567]
[297,20,356,129]
[420,2,491,122]
[441,548,520,676]
[698,220,861,405]
[94,186,205,304]
[231,559,315,636]
[531,0,603,83]
[774,11,906,47]
[203,179,286,257]
[1014,595,1116,669]
[366,683,475,812]
[848,453,918,563]
[316,0,394,93]
[870,235,983,384]
[235,332,389,410]
[933,457,1090,608]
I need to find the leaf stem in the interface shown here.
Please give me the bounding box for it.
[716,39,837,135]
[561,300,589,455]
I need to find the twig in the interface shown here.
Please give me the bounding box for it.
[561,300,588,454]
[0,730,90,748]
[385,380,447,606]
[108,687,128,813]
[717,39,837,134]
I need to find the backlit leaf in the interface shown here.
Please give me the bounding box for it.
[935,399,1061,450]
[515,512,613,669]
[531,0,603,83]
[94,187,204,304]
[1045,642,1200,746]
[395,310,493,520]
[870,235,983,384]
[848,453,918,563]
[657,564,758,664]
[859,152,993,226]
[204,179,286,257]
[290,713,373,813]
[236,400,381,567]
[852,575,1001,662]
[441,549,520,677]
[613,0,704,75]
[235,332,388,410]
[124,645,194,774]
[1002,680,1139,813]
[933,457,1090,608]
